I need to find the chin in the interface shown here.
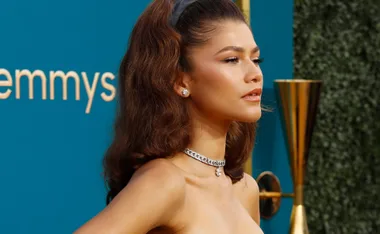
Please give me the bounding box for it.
[234,110,262,123]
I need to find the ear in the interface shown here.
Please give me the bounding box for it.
[173,71,192,98]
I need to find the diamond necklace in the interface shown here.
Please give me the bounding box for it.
[183,148,226,177]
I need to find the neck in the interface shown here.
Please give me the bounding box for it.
[189,104,231,160]
[187,120,229,161]
[177,106,232,177]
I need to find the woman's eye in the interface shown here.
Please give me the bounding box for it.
[224,57,264,64]
[252,58,264,64]
[224,57,239,63]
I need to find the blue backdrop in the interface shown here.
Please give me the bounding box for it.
[251,0,294,233]
[0,0,293,233]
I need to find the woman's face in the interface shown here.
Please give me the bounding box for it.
[184,20,263,123]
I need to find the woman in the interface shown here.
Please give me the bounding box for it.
[75,0,264,233]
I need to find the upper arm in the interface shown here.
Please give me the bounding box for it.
[74,159,186,234]
[236,173,261,225]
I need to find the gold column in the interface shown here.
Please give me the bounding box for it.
[256,79,322,229]
[235,0,251,24]
[274,79,322,233]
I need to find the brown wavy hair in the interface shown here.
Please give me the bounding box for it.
[103,0,257,204]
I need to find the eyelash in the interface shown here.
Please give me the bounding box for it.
[224,57,264,64]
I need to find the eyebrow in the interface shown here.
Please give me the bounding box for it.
[214,46,260,55]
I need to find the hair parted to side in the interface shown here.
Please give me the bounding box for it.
[103,0,257,204]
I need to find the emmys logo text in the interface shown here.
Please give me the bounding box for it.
[0,68,116,114]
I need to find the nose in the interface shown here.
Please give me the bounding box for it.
[244,63,262,83]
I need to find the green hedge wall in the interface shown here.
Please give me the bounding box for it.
[294,1,380,233]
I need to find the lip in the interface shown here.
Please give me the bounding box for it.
[242,88,262,102]
[242,88,262,97]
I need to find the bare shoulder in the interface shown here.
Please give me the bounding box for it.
[74,158,186,234]
[125,158,187,208]
[233,172,259,198]
[132,158,187,190]
[233,173,260,224]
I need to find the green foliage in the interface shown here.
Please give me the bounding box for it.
[294,0,380,233]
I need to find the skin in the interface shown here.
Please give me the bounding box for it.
[74,20,263,234]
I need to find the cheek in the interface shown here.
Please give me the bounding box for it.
[201,64,241,90]
[191,67,241,109]
[189,66,261,122]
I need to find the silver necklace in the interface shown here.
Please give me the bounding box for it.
[183,148,226,177]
